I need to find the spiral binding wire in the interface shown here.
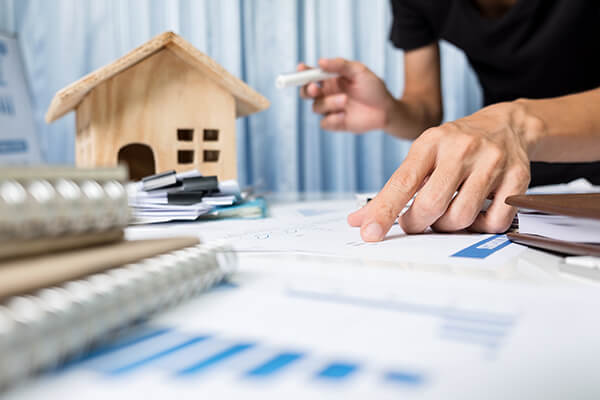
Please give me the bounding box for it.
[0,241,237,390]
[0,178,130,240]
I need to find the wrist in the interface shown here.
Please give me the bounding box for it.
[509,99,547,160]
[382,96,400,133]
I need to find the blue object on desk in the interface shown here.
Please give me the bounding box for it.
[109,335,211,375]
[316,362,359,380]
[384,370,424,386]
[177,343,256,375]
[451,235,512,259]
[245,352,304,377]
[201,197,267,220]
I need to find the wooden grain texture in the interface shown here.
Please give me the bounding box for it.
[46,31,269,123]
[76,94,93,166]
[79,48,238,180]
[0,236,200,300]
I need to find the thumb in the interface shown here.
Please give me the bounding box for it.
[319,58,366,79]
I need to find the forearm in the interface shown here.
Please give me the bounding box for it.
[383,95,443,140]
[512,88,600,162]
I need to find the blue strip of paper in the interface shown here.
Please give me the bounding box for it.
[451,235,512,259]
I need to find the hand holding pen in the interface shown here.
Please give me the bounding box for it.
[278,58,397,133]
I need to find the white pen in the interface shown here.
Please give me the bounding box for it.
[276,69,338,89]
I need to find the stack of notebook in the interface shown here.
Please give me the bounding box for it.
[0,166,237,391]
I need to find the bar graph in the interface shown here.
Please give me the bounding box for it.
[245,352,305,378]
[316,362,360,380]
[384,371,424,385]
[59,325,426,389]
[285,287,515,352]
[177,343,256,376]
[110,336,210,375]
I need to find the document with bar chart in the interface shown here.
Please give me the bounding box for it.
[6,255,600,400]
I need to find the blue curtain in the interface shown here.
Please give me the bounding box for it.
[0,0,482,192]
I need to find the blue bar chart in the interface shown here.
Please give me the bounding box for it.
[245,352,305,378]
[59,325,427,389]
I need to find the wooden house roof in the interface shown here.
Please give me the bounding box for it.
[45,31,269,123]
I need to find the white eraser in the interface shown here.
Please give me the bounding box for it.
[276,69,338,89]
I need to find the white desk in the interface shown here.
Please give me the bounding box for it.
[6,197,600,399]
[127,195,592,287]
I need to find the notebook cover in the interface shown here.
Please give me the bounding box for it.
[506,232,600,257]
[505,193,600,220]
[0,236,200,300]
[0,229,124,261]
[0,165,128,182]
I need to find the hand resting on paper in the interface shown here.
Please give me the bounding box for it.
[347,102,533,241]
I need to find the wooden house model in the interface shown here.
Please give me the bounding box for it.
[45,31,269,181]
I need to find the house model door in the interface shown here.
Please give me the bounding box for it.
[118,143,156,181]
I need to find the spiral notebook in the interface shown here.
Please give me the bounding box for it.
[0,238,237,390]
[0,166,130,259]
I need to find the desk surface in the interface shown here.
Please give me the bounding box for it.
[127,195,593,287]
[6,197,599,400]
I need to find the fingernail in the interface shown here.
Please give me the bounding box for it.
[336,95,345,107]
[363,223,383,242]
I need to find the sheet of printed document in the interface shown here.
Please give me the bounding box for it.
[7,256,600,400]
[127,199,526,268]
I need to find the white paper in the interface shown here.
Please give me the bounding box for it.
[218,180,240,196]
[6,256,600,400]
[526,178,600,194]
[127,199,525,268]
[0,33,41,164]
[518,212,600,243]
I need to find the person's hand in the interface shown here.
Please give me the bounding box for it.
[299,58,396,133]
[347,102,533,241]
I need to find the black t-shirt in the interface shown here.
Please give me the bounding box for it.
[390,0,600,187]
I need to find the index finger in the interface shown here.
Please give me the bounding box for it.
[350,146,436,242]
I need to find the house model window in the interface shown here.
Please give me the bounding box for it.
[178,150,194,164]
[203,129,219,141]
[203,150,219,162]
[177,129,194,141]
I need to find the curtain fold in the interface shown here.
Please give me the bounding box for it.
[1,0,482,192]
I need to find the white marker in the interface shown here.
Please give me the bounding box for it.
[276,69,338,89]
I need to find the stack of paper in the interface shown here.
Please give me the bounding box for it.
[510,179,600,243]
[503,180,600,256]
[517,212,600,243]
[128,169,242,224]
